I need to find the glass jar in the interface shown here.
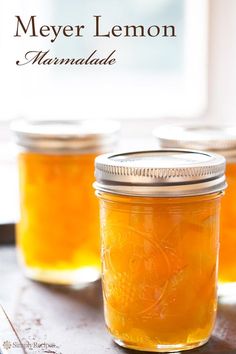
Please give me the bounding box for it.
[11,119,120,286]
[154,124,236,296]
[94,150,226,352]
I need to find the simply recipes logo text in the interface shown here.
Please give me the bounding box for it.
[14,15,177,67]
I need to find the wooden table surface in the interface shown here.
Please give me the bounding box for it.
[0,245,236,354]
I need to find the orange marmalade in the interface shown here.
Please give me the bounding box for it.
[154,124,236,295]
[12,119,119,285]
[219,162,236,284]
[95,150,226,352]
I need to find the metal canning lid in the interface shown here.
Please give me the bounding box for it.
[94,149,226,197]
[11,119,120,153]
[153,124,236,158]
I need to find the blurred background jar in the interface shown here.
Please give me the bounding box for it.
[94,149,226,352]
[11,119,120,286]
[154,124,236,296]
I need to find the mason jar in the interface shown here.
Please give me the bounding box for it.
[11,119,120,286]
[94,149,226,352]
[154,124,236,296]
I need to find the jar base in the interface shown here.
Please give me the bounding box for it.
[113,337,209,353]
[23,265,101,287]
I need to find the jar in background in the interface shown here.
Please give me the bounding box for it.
[11,119,120,286]
[94,150,226,352]
[154,124,236,296]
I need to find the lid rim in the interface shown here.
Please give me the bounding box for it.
[94,149,226,197]
[154,124,236,154]
[11,119,120,152]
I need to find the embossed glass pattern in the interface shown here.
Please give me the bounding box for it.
[155,124,236,295]
[95,150,226,352]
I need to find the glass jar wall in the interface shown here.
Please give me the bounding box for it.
[12,119,119,286]
[94,150,226,352]
[154,124,236,296]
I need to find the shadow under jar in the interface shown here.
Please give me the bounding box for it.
[154,124,236,297]
[11,119,120,286]
[94,149,226,352]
